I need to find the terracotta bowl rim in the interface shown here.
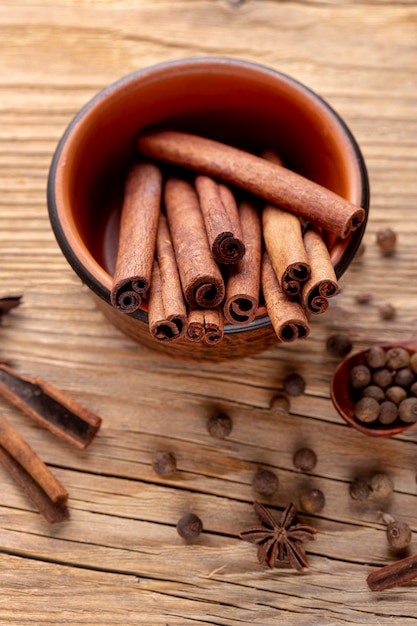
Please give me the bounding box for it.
[47,56,370,334]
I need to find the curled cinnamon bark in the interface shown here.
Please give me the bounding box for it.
[111,160,162,313]
[261,252,310,343]
[223,199,261,325]
[301,228,340,314]
[0,413,69,523]
[186,309,205,342]
[164,177,225,309]
[147,215,188,343]
[186,309,224,344]
[367,554,417,591]
[194,175,245,265]
[137,130,365,239]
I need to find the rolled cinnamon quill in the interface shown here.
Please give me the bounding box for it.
[186,308,224,345]
[137,130,365,239]
[224,199,261,325]
[301,228,340,314]
[111,160,162,313]
[0,413,69,523]
[194,175,245,265]
[164,177,225,309]
[148,259,186,343]
[261,252,310,343]
[186,309,205,342]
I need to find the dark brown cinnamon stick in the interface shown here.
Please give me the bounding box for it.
[301,228,340,314]
[367,554,417,591]
[137,130,365,239]
[147,259,185,342]
[261,252,310,343]
[164,176,225,309]
[111,160,162,313]
[203,309,224,345]
[223,199,261,325]
[0,413,69,523]
[0,364,102,449]
[262,150,310,297]
[194,175,245,265]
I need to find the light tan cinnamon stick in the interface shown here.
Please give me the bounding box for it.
[301,228,340,314]
[194,175,245,265]
[261,252,310,343]
[223,199,261,325]
[262,150,310,297]
[111,160,162,313]
[137,130,365,239]
[0,364,102,449]
[0,413,69,523]
[164,177,225,309]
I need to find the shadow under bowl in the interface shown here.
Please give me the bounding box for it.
[47,56,370,362]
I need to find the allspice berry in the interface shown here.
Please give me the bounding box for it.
[385,386,408,405]
[378,302,396,321]
[176,513,203,540]
[364,346,387,369]
[349,477,372,501]
[410,352,417,375]
[326,334,352,358]
[386,520,412,550]
[370,473,394,499]
[394,367,415,389]
[354,396,380,423]
[299,488,326,514]
[152,451,177,478]
[378,400,398,425]
[269,393,290,415]
[207,411,233,439]
[386,347,410,370]
[293,447,317,472]
[398,397,417,423]
[252,469,279,497]
[362,385,385,403]
[349,364,372,390]
[283,373,305,397]
[372,368,394,389]
[376,227,397,255]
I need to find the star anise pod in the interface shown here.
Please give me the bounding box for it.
[239,501,317,571]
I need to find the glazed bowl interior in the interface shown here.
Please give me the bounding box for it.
[48,57,369,334]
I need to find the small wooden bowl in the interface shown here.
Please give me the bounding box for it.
[47,57,369,362]
[331,340,417,437]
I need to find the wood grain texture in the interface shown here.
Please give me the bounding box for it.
[0,0,417,623]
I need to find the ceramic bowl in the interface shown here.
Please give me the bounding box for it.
[47,57,370,362]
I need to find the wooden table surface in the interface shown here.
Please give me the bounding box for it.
[1,1,417,624]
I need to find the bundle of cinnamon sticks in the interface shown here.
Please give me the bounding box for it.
[110,130,365,347]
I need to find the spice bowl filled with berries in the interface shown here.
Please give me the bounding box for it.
[331,340,417,437]
[48,57,369,362]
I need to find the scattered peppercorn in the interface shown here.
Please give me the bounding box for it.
[293,447,317,472]
[252,468,279,497]
[349,477,372,501]
[355,292,373,305]
[152,451,177,477]
[283,373,305,396]
[376,227,397,255]
[176,512,203,540]
[370,473,394,499]
[269,393,290,415]
[378,302,396,321]
[349,364,372,390]
[354,396,380,423]
[207,411,233,439]
[326,334,353,358]
[299,488,326,514]
[386,520,412,550]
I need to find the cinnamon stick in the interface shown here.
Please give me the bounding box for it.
[0,364,102,449]
[194,175,245,265]
[186,309,205,342]
[147,259,186,342]
[301,228,340,315]
[367,554,417,591]
[164,176,225,309]
[223,199,261,325]
[185,309,224,344]
[111,160,162,313]
[262,150,310,297]
[261,252,310,343]
[0,413,69,523]
[137,130,365,239]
